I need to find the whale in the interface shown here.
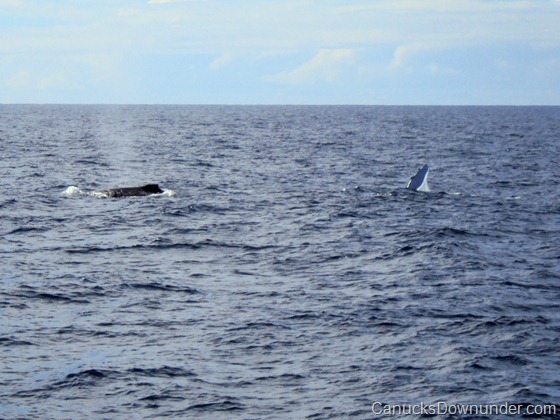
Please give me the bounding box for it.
[100,184,164,198]
[406,164,429,191]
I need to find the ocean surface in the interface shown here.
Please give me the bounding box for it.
[1,105,559,419]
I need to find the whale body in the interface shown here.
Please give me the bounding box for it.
[407,164,429,191]
[101,184,164,198]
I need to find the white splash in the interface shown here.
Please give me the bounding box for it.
[62,186,177,198]
[61,186,84,197]
[161,189,177,197]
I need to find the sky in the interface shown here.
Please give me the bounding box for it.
[1,0,559,105]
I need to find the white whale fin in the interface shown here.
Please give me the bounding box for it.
[407,164,430,192]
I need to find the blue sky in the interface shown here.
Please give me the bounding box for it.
[1,0,559,105]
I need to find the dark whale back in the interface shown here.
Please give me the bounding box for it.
[102,184,164,198]
[141,184,164,194]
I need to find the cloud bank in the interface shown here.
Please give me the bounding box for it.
[0,0,558,104]
[270,49,356,85]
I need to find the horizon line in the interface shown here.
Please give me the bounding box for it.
[2,103,559,107]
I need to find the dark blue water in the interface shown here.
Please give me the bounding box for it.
[1,105,559,419]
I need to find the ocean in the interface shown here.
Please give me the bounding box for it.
[1,105,559,419]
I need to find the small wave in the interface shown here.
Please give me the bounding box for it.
[0,337,35,346]
[45,366,195,392]
[120,282,199,294]
[180,203,232,214]
[227,321,290,332]
[434,226,480,237]
[0,198,17,208]
[65,242,201,254]
[15,290,89,304]
[64,368,107,380]
[6,226,50,235]
[51,369,111,389]
[74,159,110,166]
[185,400,245,413]
[492,354,530,366]
[64,238,276,255]
[129,366,196,378]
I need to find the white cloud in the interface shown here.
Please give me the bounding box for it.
[2,0,558,58]
[269,49,356,85]
[3,52,124,94]
[148,0,203,3]
[0,0,22,6]
[427,62,457,75]
[391,45,425,69]
[7,69,80,91]
[210,52,234,70]
[337,0,541,14]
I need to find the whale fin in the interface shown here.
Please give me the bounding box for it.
[407,164,429,191]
